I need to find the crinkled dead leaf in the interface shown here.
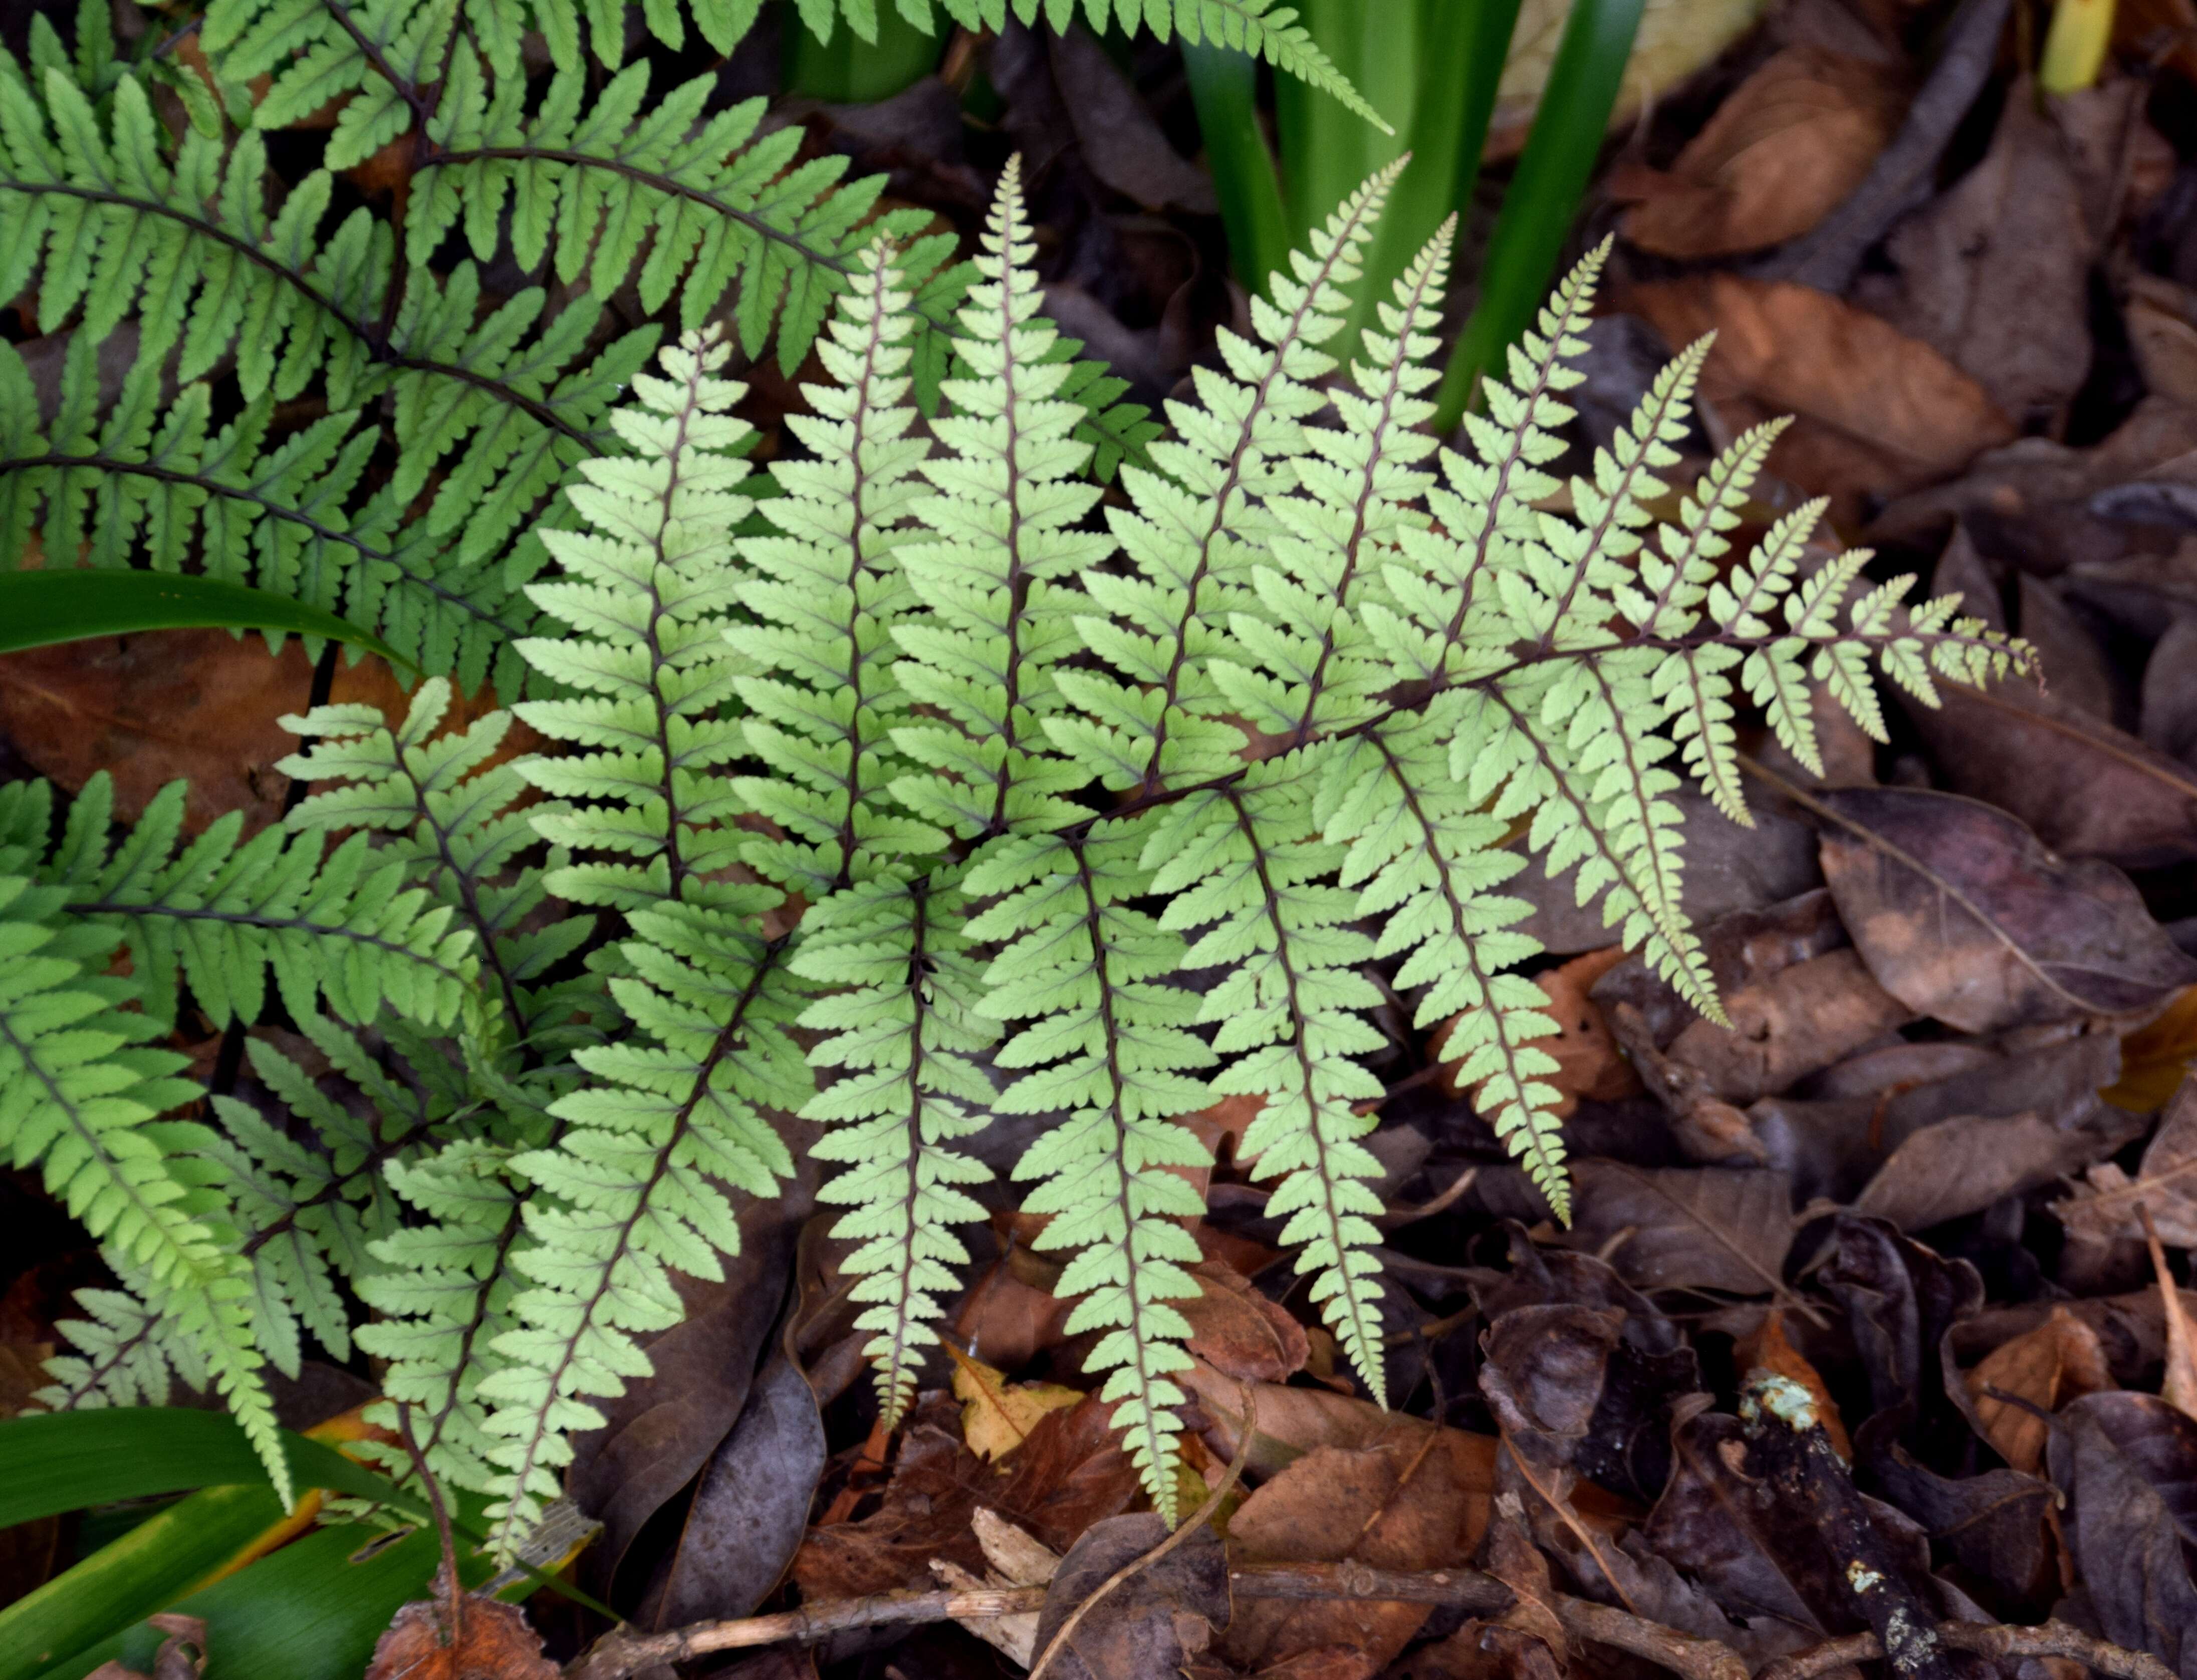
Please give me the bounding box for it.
[1559,1163,1800,1303]
[1967,1305,2114,1475]
[1179,1258,1308,1385]
[1622,276,2015,512]
[2058,1073,2197,1246]
[1853,1104,2145,1234]
[1613,45,1905,257]
[949,1345,1083,1461]
[365,1570,558,1680]
[1031,1512,1230,1680]
[2048,1393,2197,1677]
[1854,77,2094,426]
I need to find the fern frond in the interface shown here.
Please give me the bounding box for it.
[35,1270,207,1413]
[890,157,1111,842]
[792,875,996,1424]
[0,869,285,1497]
[729,238,944,899]
[1056,161,1404,800]
[965,827,1211,1521]
[513,332,757,916]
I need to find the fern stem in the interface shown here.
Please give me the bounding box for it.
[236,1106,446,1261]
[314,0,433,122]
[63,897,474,985]
[391,756,533,1048]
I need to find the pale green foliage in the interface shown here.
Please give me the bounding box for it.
[19,126,2030,1551]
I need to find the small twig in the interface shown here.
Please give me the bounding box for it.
[1230,1560,1512,1612]
[1379,1165,1480,1229]
[1751,0,2015,293]
[1556,1595,1749,1680]
[1758,1621,2179,1680]
[1024,1383,1258,1680]
[566,1586,1050,1677]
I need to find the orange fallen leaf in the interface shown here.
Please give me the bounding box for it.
[1613,46,1906,257]
[365,1574,558,1680]
[2101,985,2197,1113]
[1736,1309,1852,1463]
[2140,1210,2197,1424]
[1436,946,1642,1115]
[946,1345,1081,1461]
[1966,1305,2114,1474]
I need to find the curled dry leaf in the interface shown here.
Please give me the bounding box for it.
[86,1614,208,1680]
[2058,1073,2197,1246]
[1813,786,2197,1034]
[1964,1304,2114,1475]
[1613,46,1906,258]
[365,1581,558,1680]
[2047,1393,2197,1679]
[1179,1258,1309,1384]
[1659,948,1913,1105]
[1622,276,2015,508]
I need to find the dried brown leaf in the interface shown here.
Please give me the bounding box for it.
[1438,945,1641,1114]
[1622,276,2015,510]
[365,1583,558,1680]
[949,1345,1082,1461]
[1179,1259,1308,1385]
[1614,46,1905,257]
[1735,1310,1851,1463]
[1812,786,2197,1034]
[2058,1074,2197,1246]
[1967,1305,2114,1475]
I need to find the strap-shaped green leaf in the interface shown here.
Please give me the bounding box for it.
[0,571,408,667]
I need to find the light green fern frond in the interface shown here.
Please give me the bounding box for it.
[793,875,997,1424]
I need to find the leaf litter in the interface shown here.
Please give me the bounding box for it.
[23,5,2197,1679]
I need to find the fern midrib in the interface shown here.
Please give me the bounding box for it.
[825,282,898,889]
[235,1105,445,1260]
[1135,184,1392,800]
[393,757,532,1045]
[67,894,471,983]
[642,374,707,895]
[0,450,529,635]
[426,1177,531,1450]
[1584,661,1693,955]
[1285,249,1441,752]
[982,285,1032,840]
[318,0,434,124]
[1071,841,1175,1483]
[493,938,784,1542]
[1225,790,1381,1369]
[47,1310,160,1408]
[0,179,600,448]
[874,880,935,1425]
[1369,731,1565,1195]
[1442,271,1601,650]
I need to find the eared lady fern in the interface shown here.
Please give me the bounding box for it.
[13,153,2028,1540]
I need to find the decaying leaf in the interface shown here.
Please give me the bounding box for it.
[2059,1073,2197,1246]
[1814,786,2197,1034]
[949,1346,1084,1461]
[1613,46,1905,257]
[1179,1258,1309,1385]
[1965,1305,2115,1474]
[1030,1512,1230,1680]
[1560,1163,1800,1302]
[365,1569,558,1680]
[1855,77,2095,425]
[1622,276,2016,508]
[1491,0,1771,154]
[2048,1394,2197,1678]
[1852,1104,2145,1234]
